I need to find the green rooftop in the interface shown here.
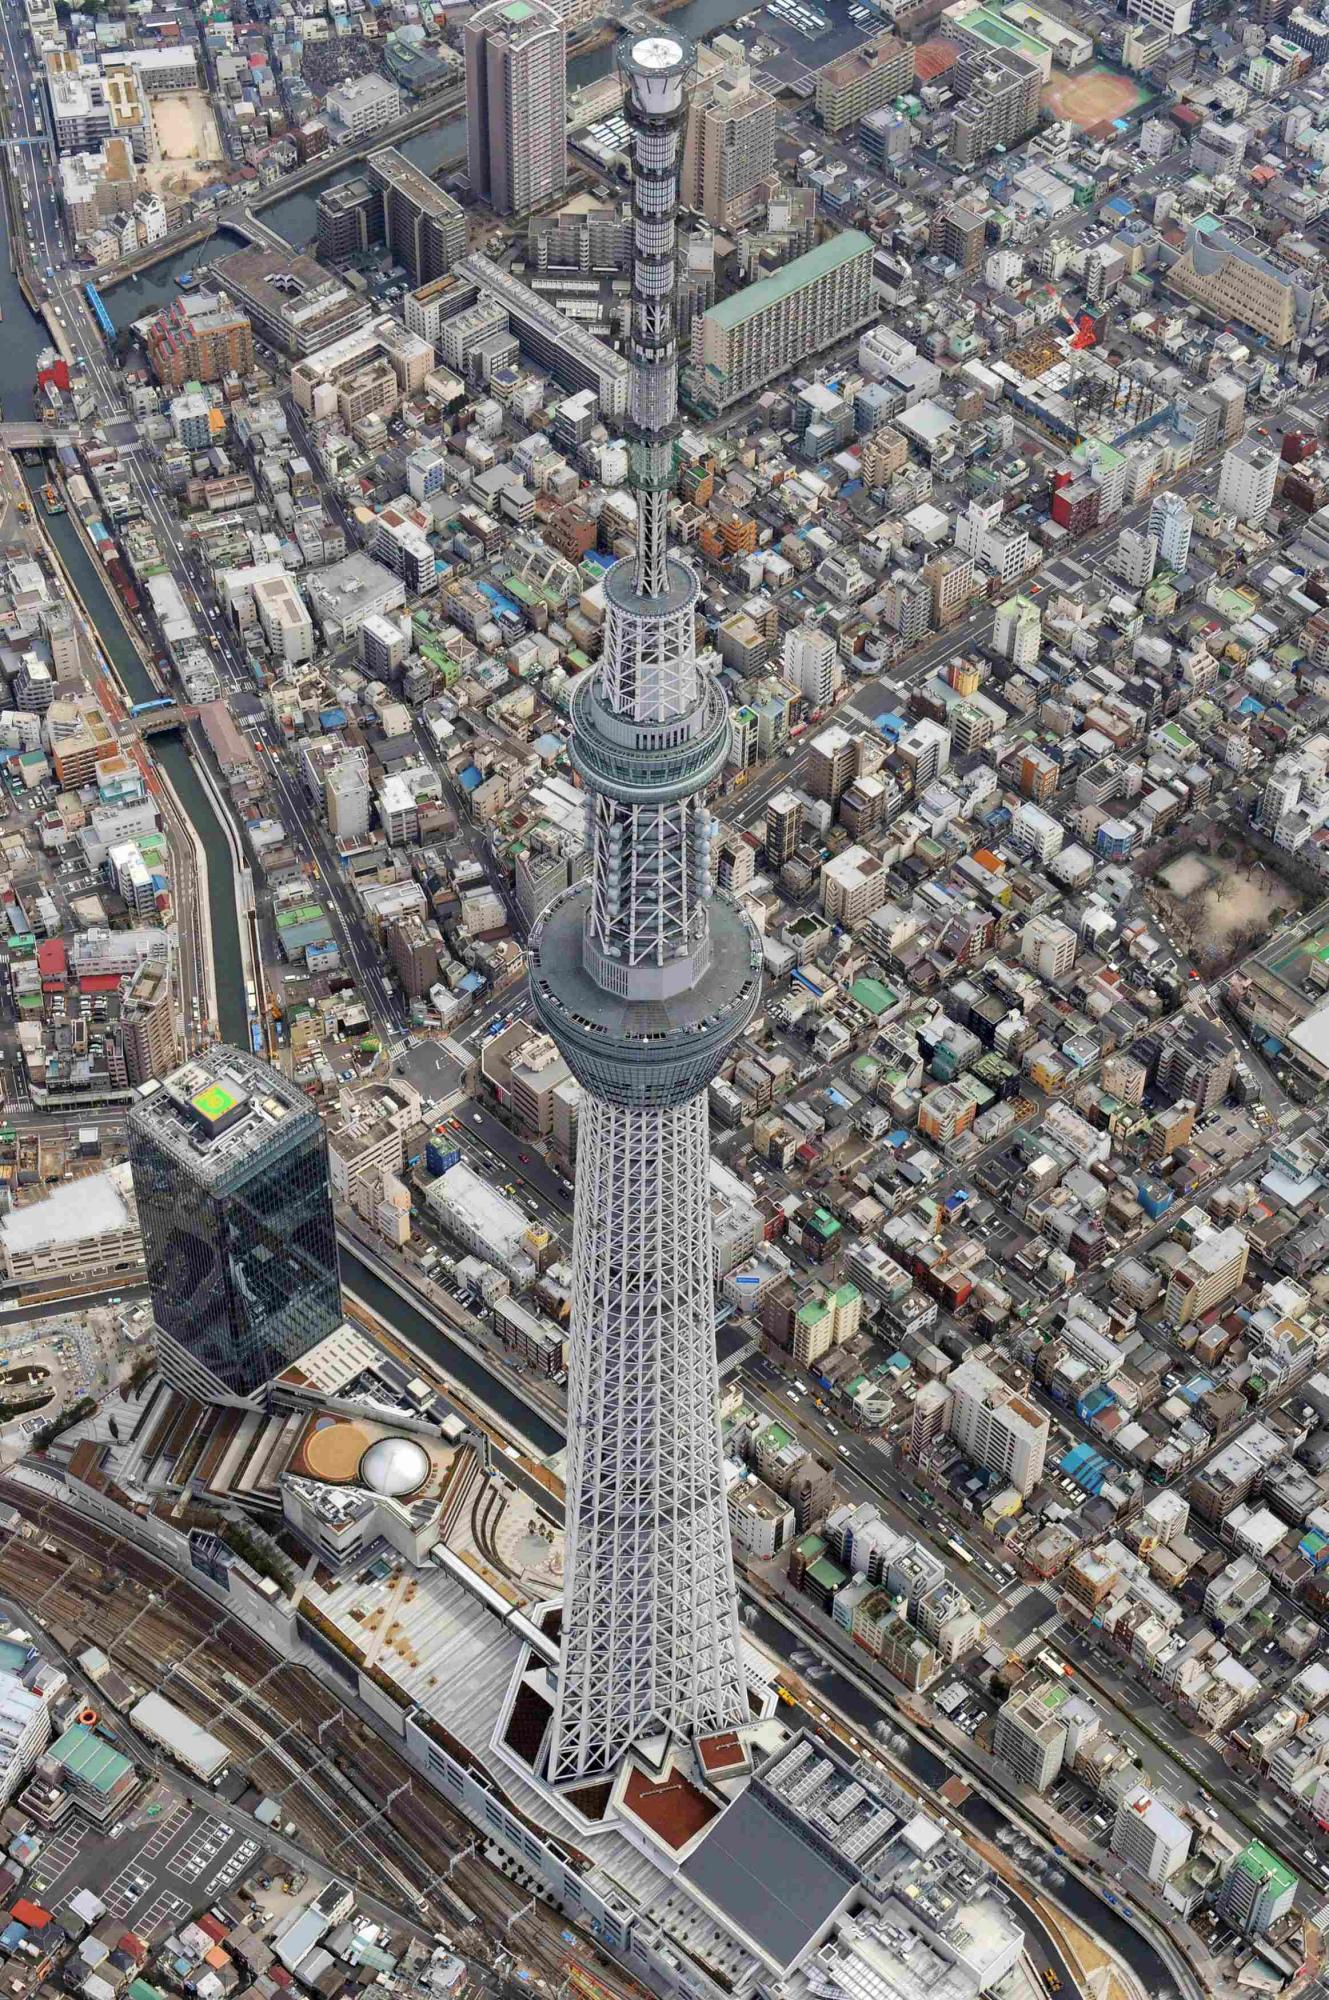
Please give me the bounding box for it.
[849,976,899,1016]
[50,1723,133,1795]
[704,231,873,332]
[191,1080,240,1122]
[807,1557,848,1593]
[1234,1840,1296,1894]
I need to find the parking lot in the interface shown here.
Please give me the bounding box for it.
[25,1791,259,1929]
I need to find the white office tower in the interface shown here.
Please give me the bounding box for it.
[782,622,839,708]
[1111,1786,1191,1887]
[525,33,761,1790]
[1148,490,1193,573]
[992,593,1040,668]
[1217,439,1279,529]
[1115,526,1157,589]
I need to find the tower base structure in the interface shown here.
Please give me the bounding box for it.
[492,1599,780,1855]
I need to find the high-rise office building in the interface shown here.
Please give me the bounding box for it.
[782,623,839,708]
[682,50,778,228]
[524,32,761,1788]
[316,176,383,262]
[465,0,567,218]
[128,1047,343,1405]
[1148,490,1193,572]
[1111,1787,1191,1887]
[1218,1842,1298,1936]
[367,148,468,286]
[994,1678,1070,1793]
[1217,438,1280,528]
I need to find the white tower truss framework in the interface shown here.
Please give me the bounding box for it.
[528,29,763,1788]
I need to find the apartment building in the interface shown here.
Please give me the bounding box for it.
[317,177,382,262]
[368,148,468,287]
[465,0,567,218]
[1021,912,1077,980]
[1164,1225,1250,1327]
[950,48,1042,166]
[947,1356,1049,1497]
[144,294,254,389]
[371,505,436,594]
[1149,491,1193,572]
[290,318,432,424]
[821,845,891,925]
[782,625,839,709]
[120,957,178,1088]
[815,31,914,132]
[688,230,875,413]
[1217,439,1280,528]
[683,49,778,229]
[807,723,858,805]
[792,1282,862,1368]
[326,750,371,840]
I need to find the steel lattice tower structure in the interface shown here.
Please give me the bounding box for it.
[528,30,762,1790]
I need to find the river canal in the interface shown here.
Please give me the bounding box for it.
[25,476,250,1046]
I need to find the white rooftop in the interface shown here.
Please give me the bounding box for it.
[0,1165,134,1254]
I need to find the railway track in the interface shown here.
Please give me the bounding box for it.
[0,1485,646,1997]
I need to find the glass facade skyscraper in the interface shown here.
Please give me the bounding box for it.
[128,1046,343,1403]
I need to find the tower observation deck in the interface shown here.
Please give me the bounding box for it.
[527,30,762,1789]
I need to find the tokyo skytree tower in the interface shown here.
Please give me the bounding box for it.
[527,29,763,1788]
